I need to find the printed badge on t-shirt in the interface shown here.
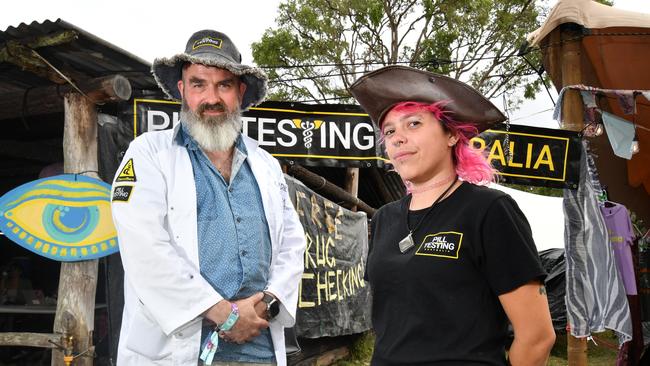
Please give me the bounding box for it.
[415,231,463,259]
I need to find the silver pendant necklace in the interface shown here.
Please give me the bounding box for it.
[399,176,458,254]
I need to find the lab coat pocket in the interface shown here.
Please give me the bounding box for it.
[125,306,171,360]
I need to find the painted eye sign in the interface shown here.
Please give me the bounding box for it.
[0,174,119,261]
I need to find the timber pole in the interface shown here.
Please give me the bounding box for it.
[52,92,100,366]
[559,24,588,366]
[287,165,376,216]
[344,168,360,212]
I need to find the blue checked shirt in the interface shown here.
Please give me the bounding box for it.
[177,125,275,363]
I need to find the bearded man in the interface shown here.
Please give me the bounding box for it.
[110,30,305,366]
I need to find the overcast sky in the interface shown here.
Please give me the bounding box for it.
[1,0,648,129]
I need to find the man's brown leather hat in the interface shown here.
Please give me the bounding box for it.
[349,65,506,132]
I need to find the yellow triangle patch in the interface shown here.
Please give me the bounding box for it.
[116,158,136,182]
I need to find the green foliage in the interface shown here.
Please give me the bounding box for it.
[501,182,564,197]
[253,0,545,104]
[332,332,375,366]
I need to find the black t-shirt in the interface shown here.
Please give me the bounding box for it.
[367,182,546,366]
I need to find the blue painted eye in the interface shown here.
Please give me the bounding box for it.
[0,174,119,261]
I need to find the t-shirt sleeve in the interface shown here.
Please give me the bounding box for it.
[479,195,547,295]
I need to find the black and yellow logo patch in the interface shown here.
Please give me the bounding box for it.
[193,37,222,50]
[116,158,136,182]
[112,185,133,202]
[415,231,463,259]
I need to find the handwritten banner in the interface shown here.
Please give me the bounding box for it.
[286,176,371,338]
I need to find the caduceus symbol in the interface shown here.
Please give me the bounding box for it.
[302,122,314,148]
[293,119,324,149]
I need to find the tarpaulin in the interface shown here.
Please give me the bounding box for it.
[286,176,372,338]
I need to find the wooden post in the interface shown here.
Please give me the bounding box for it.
[52,92,100,366]
[344,168,360,211]
[560,24,588,366]
[560,25,584,133]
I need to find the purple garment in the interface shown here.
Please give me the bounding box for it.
[601,203,637,295]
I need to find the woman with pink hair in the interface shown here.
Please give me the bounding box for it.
[351,66,555,366]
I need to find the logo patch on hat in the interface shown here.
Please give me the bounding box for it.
[415,231,463,259]
[116,159,136,183]
[112,185,133,202]
[193,37,223,50]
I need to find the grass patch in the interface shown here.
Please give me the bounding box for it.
[548,331,618,366]
[331,331,619,365]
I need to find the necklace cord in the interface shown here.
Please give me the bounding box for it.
[406,176,458,234]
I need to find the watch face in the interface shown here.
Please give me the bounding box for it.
[268,300,280,318]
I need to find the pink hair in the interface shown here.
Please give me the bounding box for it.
[384,101,497,185]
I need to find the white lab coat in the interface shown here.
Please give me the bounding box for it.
[111,126,305,365]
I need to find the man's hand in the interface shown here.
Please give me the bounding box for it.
[221,292,269,344]
[254,296,268,320]
[203,299,232,326]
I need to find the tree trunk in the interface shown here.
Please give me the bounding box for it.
[52,92,100,366]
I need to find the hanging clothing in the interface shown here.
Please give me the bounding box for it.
[563,140,632,344]
[601,112,636,160]
[600,202,638,295]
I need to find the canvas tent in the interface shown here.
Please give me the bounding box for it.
[528,0,650,222]
[528,0,650,364]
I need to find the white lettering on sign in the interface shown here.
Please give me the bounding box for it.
[241,117,375,151]
[147,110,180,132]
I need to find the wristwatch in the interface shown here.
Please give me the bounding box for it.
[262,292,280,320]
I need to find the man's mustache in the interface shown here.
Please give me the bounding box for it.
[197,103,226,114]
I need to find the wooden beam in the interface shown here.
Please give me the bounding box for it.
[0,332,58,348]
[287,165,376,216]
[344,168,359,211]
[52,92,99,366]
[0,74,132,120]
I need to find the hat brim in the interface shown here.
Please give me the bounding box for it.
[349,65,506,133]
[151,53,268,111]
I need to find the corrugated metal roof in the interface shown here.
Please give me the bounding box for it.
[0,18,156,96]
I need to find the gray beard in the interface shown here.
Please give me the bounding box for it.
[180,100,242,152]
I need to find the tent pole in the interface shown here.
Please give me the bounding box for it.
[559,24,588,366]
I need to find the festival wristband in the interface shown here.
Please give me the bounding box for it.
[200,302,239,365]
[216,302,239,331]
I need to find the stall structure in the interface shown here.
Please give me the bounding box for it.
[528,0,650,364]
[0,19,394,366]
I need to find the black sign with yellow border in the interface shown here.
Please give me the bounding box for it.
[471,124,581,189]
[130,100,386,168]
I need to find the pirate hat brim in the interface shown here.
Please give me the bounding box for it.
[349,65,506,132]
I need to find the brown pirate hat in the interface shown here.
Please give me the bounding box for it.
[349,65,506,132]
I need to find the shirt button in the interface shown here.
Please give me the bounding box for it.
[236,217,241,223]
[241,250,247,256]
[228,187,233,193]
